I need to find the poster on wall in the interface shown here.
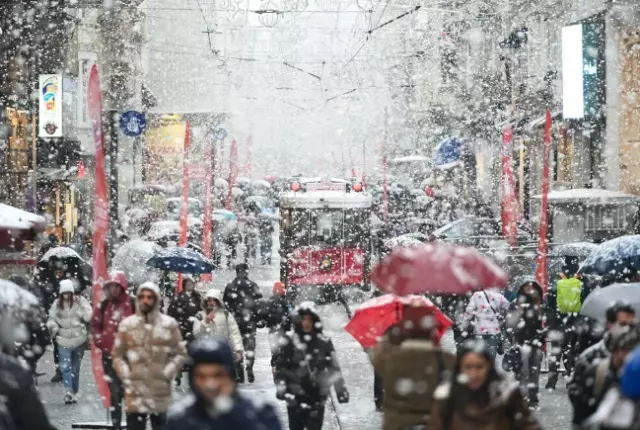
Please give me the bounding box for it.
[38,74,63,138]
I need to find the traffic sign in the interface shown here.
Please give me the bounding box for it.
[120,111,146,137]
[215,128,228,140]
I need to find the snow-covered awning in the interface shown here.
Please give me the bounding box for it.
[533,188,639,204]
[0,204,46,232]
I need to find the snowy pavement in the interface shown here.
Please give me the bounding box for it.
[37,263,574,429]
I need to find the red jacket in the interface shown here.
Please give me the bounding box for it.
[91,271,134,355]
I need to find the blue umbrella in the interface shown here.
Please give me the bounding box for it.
[213,209,237,221]
[147,247,215,274]
[579,235,640,276]
[434,137,463,169]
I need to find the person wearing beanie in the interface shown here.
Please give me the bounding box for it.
[166,336,282,430]
[112,282,187,430]
[223,263,263,383]
[273,302,349,430]
[167,273,202,386]
[91,271,135,429]
[258,281,291,376]
[46,279,92,404]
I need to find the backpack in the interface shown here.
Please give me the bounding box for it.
[556,277,582,314]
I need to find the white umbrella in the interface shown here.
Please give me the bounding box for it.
[0,279,38,310]
[112,240,163,286]
[0,204,46,231]
[39,246,84,263]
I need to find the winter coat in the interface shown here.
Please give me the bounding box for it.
[273,305,348,407]
[0,353,57,430]
[166,339,281,430]
[462,290,510,335]
[192,290,244,353]
[91,273,135,356]
[258,294,291,334]
[569,356,619,425]
[430,379,542,430]
[112,282,187,414]
[372,338,455,430]
[167,290,203,343]
[47,296,92,349]
[223,277,263,332]
[14,306,50,369]
[511,281,545,346]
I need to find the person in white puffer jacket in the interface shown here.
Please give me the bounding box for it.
[192,289,244,366]
[47,279,92,404]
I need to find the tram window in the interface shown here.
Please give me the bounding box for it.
[292,210,311,246]
[344,211,366,244]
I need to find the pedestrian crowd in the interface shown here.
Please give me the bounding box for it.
[1,254,640,430]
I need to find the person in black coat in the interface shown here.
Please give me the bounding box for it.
[274,302,349,430]
[167,275,203,386]
[0,350,57,429]
[166,336,281,430]
[223,263,263,383]
[258,281,292,375]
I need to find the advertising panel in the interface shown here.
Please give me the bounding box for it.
[39,74,63,137]
[144,116,186,185]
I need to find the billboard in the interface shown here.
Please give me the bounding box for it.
[39,74,63,137]
[144,116,186,184]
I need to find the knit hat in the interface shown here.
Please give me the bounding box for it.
[59,279,75,295]
[272,281,286,295]
[188,336,236,380]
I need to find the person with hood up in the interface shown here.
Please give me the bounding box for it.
[569,326,638,427]
[91,271,135,429]
[274,302,349,430]
[167,274,203,385]
[192,289,244,361]
[508,280,545,409]
[586,342,640,430]
[430,339,542,430]
[461,288,510,359]
[165,336,282,430]
[112,281,187,430]
[223,263,263,383]
[259,281,292,371]
[47,279,92,404]
[371,305,455,430]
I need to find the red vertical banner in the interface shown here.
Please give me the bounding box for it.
[177,121,191,292]
[201,137,213,282]
[226,139,238,210]
[87,65,111,408]
[535,110,553,294]
[501,127,519,247]
[382,154,389,223]
[243,134,253,178]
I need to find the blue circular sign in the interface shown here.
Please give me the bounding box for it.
[120,111,146,137]
[215,128,228,140]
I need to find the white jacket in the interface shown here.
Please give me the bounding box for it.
[48,296,93,348]
[462,289,510,335]
[192,289,244,353]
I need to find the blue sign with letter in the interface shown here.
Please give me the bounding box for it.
[120,111,146,137]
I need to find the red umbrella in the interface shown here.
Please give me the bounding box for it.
[371,243,508,296]
[345,294,452,348]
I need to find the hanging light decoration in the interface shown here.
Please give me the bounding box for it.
[255,1,283,27]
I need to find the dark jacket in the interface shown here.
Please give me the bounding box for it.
[167,290,203,343]
[274,304,348,406]
[512,281,545,346]
[223,277,263,332]
[259,294,291,333]
[15,306,50,369]
[166,337,281,430]
[0,353,56,430]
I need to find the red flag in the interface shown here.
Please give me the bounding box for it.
[201,138,213,282]
[535,110,553,294]
[382,154,389,223]
[225,140,238,210]
[87,65,111,408]
[177,121,191,292]
[501,127,518,247]
[243,135,253,178]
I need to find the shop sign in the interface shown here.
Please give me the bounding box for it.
[39,74,63,138]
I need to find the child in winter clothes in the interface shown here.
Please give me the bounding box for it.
[47,279,92,404]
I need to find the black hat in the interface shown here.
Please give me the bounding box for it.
[188,336,236,380]
[235,263,248,274]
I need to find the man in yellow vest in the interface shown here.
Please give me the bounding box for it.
[546,257,583,390]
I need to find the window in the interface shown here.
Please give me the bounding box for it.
[585,205,627,231]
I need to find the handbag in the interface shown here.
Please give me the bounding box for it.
[481,290,505,355]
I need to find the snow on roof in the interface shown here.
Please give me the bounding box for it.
[279,190,372,209]
[533,188,638,203]
[0,204,46,231]
[390,155,430,163]
[299,177,348,184]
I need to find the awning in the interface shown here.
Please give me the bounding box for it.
[0,204,46,231]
